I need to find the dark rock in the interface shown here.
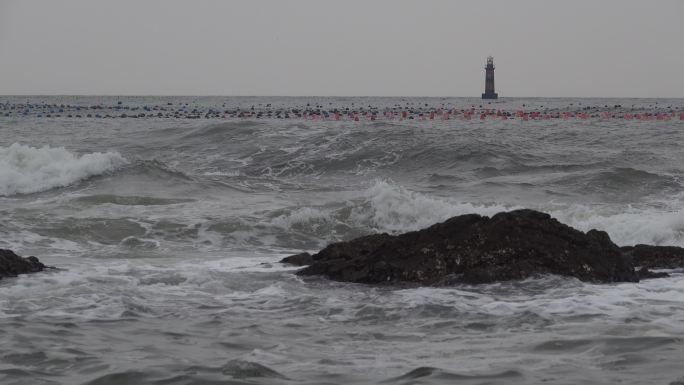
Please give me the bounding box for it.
[636,267,670,280]
[0,249,46,279]
[280,252,314,266]
[621,244,684,269]
[221,359,288,379]
[295,209,640,285]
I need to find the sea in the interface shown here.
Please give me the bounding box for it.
[1,96,684,385]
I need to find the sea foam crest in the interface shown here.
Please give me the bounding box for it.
[554,206,684,247]
[356,180,518,233]
[359,180,684,247]
[0,143,128,196]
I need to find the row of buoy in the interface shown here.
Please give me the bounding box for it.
[1,101,682,121]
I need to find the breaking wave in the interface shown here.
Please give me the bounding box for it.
[0,143,128,196]
[249,180,684,249]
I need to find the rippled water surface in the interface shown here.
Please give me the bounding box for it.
[1,96,684,384]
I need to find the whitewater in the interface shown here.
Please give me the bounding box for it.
[1,96,684,385]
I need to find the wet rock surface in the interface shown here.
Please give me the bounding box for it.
[282,209,682,285]
[621,244,684,269]
[280,252,314,266]
[0,249,46,279]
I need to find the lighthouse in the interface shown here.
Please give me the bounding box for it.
[482,56,498,99]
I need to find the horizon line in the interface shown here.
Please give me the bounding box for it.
[1,94,683,100]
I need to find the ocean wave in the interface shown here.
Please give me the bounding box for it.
[360,181,684,247]
[208,181,520,249]
[353,180,519,233]
[553,205,684,247]
[258,180,684,248]
[181,120,264,139]
[121,159,195,181]
[359,180,684,247]
[0,143,127,196]
[72,194,195,206]
[13,178,683,253]
[558,167,681,192]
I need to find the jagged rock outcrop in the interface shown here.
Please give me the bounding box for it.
[0,249,46,279]
[281,209,676,285]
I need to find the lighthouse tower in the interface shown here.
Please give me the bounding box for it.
[482,56,498,99]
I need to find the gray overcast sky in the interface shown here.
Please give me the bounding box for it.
[1,0,683,97]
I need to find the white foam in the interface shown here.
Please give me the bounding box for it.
[391,273,684,324]
[353,180,684,247]
[0,252,296,320]
[552,205,684,247]
[354,181,684,251]
[353,180,519,233]
[0,143,128,196]
[269,207,334,230]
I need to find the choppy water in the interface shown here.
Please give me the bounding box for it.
[1,96,684,385]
